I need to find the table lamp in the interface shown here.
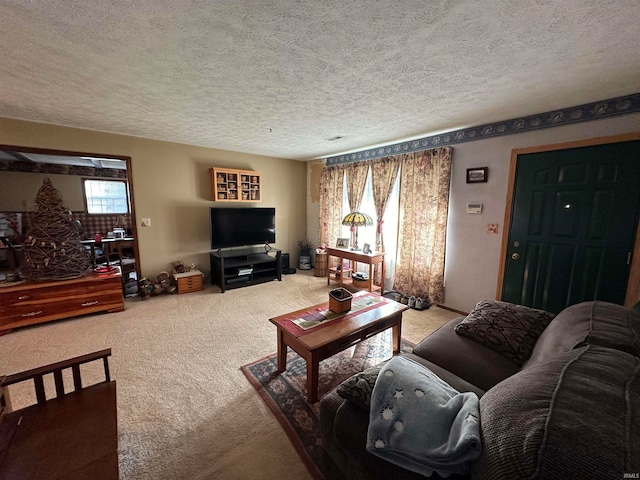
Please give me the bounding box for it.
[341,211,373,251]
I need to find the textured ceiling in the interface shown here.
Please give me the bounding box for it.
[1,1,640,161]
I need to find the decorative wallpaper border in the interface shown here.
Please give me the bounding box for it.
[325,93,640,165]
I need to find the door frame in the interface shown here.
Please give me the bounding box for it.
[0,144,141,282]
[496,132,640,307]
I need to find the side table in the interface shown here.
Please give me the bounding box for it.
[326,247,386,294]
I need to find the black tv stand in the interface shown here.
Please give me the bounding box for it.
[209,246,282,292]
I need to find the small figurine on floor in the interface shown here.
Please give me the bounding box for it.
[157,271,177,294]
[139,278,153,300]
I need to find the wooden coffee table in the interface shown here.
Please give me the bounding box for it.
[269,291,409,402]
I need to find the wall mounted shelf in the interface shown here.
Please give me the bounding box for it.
[210,167,261,202]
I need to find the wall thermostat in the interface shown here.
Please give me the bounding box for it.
[467,202,483,214]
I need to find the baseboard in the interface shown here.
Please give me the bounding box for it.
[436,304,468,316]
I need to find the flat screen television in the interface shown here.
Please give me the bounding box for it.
[210,207,276,249]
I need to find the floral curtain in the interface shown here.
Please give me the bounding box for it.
[370,157,400,251]
[394,146,452,303]
[344,162,370,247]
[318,164,345,249]
[345,162,369,212]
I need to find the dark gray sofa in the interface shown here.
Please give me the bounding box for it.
[320,300,640,479]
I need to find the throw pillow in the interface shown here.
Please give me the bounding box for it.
[336,362,385,410]
[454,299,555,366]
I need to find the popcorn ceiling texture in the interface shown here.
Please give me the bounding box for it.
[0,1,639,160]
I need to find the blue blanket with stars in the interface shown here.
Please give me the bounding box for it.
[366,356,481,477]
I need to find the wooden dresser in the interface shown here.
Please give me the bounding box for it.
[0,271,124,333]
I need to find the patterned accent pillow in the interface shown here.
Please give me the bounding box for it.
[454,299,555,366]
[336,362,386,410]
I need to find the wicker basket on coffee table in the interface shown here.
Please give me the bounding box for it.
[329,288,353,313]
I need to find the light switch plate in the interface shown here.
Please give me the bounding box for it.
[141,218,151,227]
[467,202,483,214]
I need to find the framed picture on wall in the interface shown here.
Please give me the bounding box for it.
[336,237,349,248]
[466,167,488,183]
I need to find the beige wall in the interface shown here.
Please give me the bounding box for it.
[0,171,85,211]
[0,117,308,279]
[307,113,640,312]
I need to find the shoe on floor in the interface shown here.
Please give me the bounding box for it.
[414,297,431,310]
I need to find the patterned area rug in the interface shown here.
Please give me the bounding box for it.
[241,331,414,479]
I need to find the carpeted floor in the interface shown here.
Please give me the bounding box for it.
[0,271,458,479]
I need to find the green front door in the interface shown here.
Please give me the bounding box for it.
[502,141,640,313]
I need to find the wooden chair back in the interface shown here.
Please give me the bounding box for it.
[0,376,11,421]
[0,349,112,409]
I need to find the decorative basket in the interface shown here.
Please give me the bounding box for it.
[329,288,353,313]
[352,278,369,289]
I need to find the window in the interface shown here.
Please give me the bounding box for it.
[341,167,401,290]
[83,179,129,214]
[341,169,377,249]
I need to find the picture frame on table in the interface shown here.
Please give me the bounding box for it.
[362,243,371,254]
[466,167,488,183]
[336,237,349,248]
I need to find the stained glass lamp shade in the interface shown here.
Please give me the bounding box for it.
[341,211,373,250]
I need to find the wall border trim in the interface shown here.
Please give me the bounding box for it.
[325,93,640,165]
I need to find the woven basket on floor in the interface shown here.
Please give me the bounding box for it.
[329,288,352,313]
[352,278,370,289]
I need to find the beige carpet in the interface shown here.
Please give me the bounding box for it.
[0,272,458,479]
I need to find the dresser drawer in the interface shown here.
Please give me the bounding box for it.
[175,273,203,294]
[0,273,124,332]
[0,276,121,306]
[0,293,124,329]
